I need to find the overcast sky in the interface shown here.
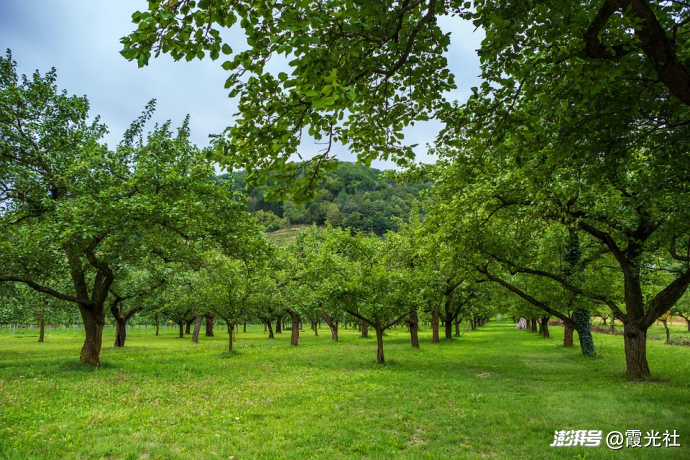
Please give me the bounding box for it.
[0,1,483,170]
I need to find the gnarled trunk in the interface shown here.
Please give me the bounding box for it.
[623,322,650,376]
[431,308,440,343]
[79,303,105,366]
[312,321,318,336]
[205,314,214,337]
[361,322,369,338]
[266,321,274,339]
[409,310,419,348]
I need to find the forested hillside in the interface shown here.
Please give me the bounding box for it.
[215,162,431,234]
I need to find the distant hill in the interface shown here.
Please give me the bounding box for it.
[214,162,431,235]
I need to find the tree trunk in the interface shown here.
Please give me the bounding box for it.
[79,304,105,366]
[375,327,385,364]
[155,313,159,336]
[312,321,319,336]
[530,318,537,332]
[541,317,550,338]
[445,318,453,340]
[227,323,235,352]
[574,309,597,357]
[243,322,247,332]
[114,318,126,347]
[276,317,282,334]
[538,318,543,334]
[185,319,193,335]
[38,315,45,343]
[266,321,274,339]
[409,310,419,348]
[178,322,184,338]
[623,322,650,376]
[290,312,300,346]
[191,314,203,343]
[431,307,440,343]
[563,313,575,347]
[361,322,369,338]
[610,317,615,333]
[320,311,339,342]
[205,314,214,337]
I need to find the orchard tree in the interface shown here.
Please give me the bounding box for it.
[431,130,689,375]
[108,264,167,347]
[200,253,271,352]
[329,228,417,363]
[0,53,255,365]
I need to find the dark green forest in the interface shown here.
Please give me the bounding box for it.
[214,162,431,234]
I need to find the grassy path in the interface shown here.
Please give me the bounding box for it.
[1,320,688,459]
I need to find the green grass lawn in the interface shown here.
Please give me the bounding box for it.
[1,320,688,459]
